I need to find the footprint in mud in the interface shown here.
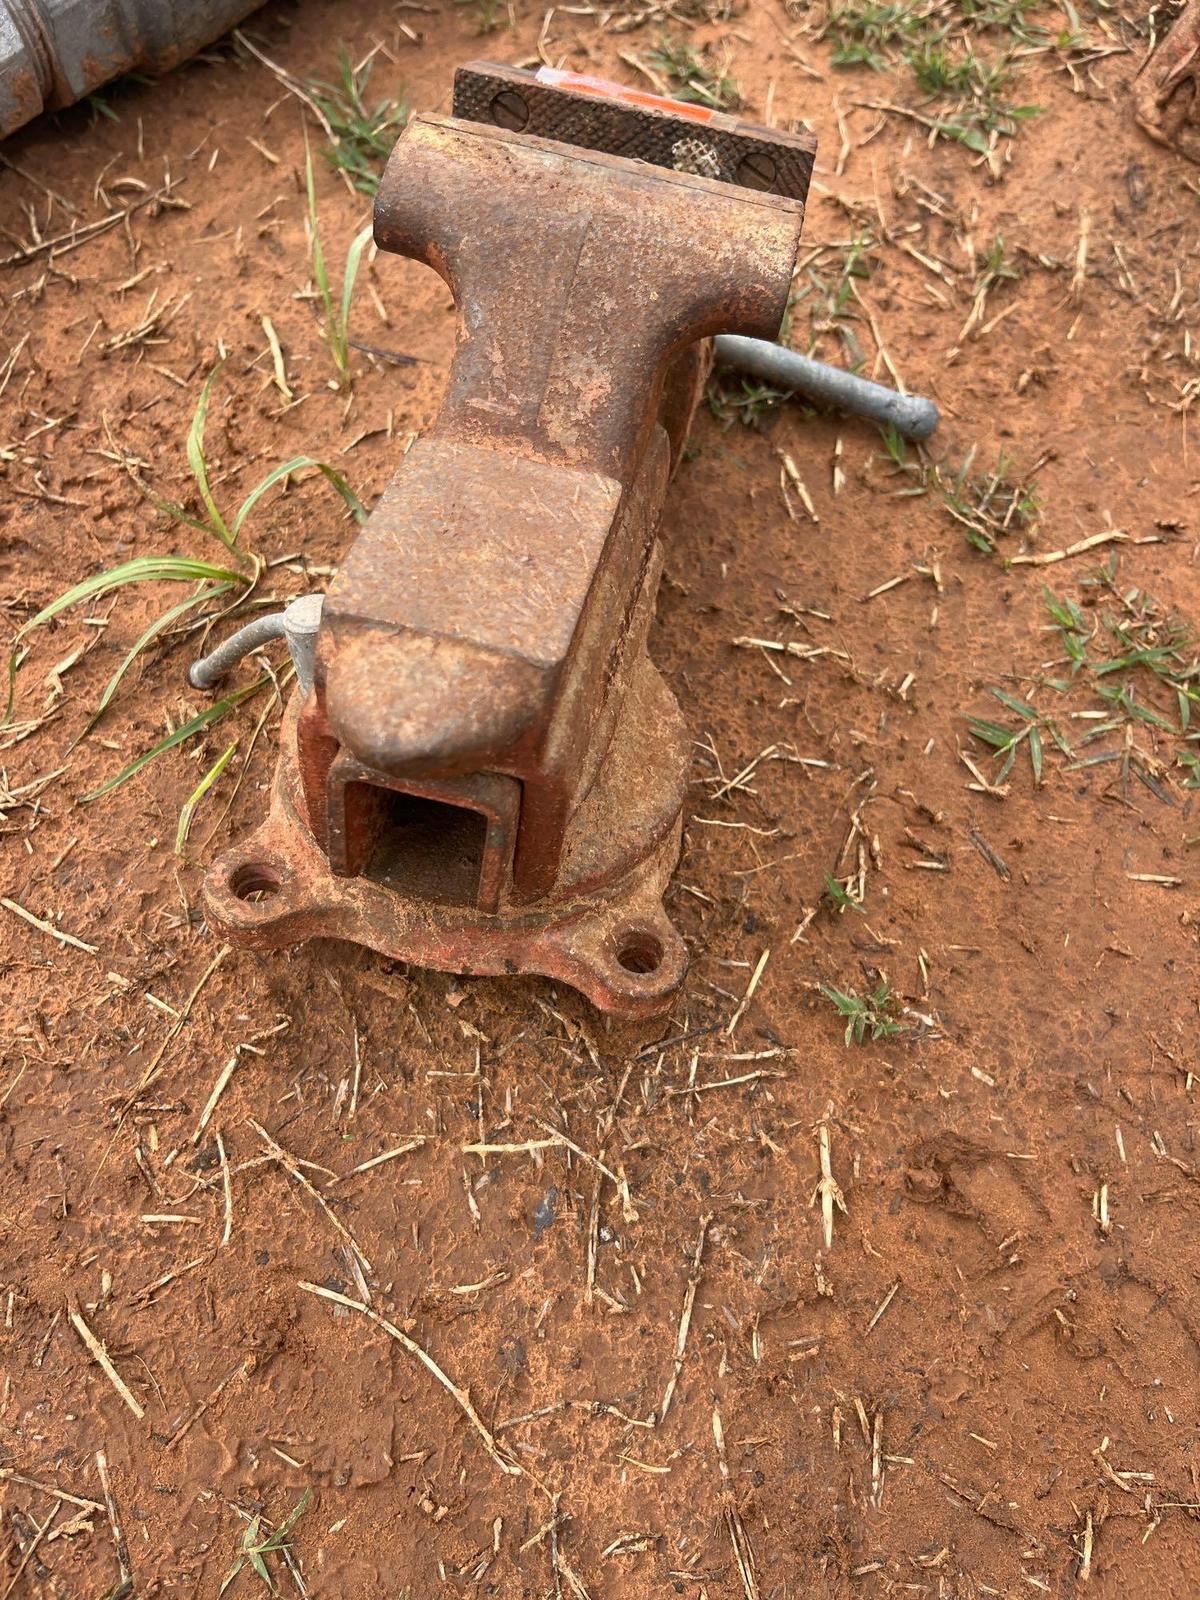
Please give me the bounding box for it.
[902,1132,1051,1246]
[1069,1266,1200,1398]
[175,1421,241,1485]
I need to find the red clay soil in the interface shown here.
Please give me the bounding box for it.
[2,1,1199,1596]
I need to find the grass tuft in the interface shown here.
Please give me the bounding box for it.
[968,569,1200,798]
[936,447,1041,554]
[4,367,365,804]
[305,143,373,390]
[966,688,1069,785]
[455,0,504,33]
[792,228,882,369]
[822,873,866,914]
[305,47,406,195]
[817,0,1043,153]
[1043,587,1092,676]
[221,1489,311,1595]
[708,374,794,428]
[820,980,908,1045]
[647,37,741,110]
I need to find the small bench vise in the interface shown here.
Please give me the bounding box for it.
[202,62,814,1017]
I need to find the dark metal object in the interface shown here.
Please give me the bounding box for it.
[202,64,814,1016]
[0,0,263,138]
[714,334,940,441]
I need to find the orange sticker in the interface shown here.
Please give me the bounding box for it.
[535,66,717,125]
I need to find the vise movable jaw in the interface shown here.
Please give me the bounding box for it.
[203,63,814,1017]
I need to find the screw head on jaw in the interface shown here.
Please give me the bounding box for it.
[737,150,778,192]
[490,89,530,131]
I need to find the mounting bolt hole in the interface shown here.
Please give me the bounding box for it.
[229,863,283,905]
[616,930,664,976]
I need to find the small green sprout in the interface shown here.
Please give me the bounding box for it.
[819,980,908,1045]
[822,874,866,914]
[221,1489,311,1595]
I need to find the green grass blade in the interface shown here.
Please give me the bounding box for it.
[966,717,1017,749]
[20,557,244,635]
[187,365,232,549]
[306,142,335,330]
[4,557,246,725]
[1094,649,1172,677]
[306,140,348,381]
[176,739,238,856]
[81,675,268,803]
[989,687,1038,721]
[339,224,373,358]
[1064,750,1121,770]
[81,583,234,739]
[218,1557,244,1597]
[232,456,366,540]
[818,983,857,1015]
[271,1490,311,1545]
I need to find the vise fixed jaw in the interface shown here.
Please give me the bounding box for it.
[203,63,814,1017]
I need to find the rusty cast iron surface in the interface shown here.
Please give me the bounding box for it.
[203,62,814,1016]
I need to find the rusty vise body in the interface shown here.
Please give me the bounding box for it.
[203,63,815,1017]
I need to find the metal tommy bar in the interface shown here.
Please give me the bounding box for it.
[714,335,940,441]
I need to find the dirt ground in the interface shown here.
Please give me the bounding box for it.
[2,0,1200,1595]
